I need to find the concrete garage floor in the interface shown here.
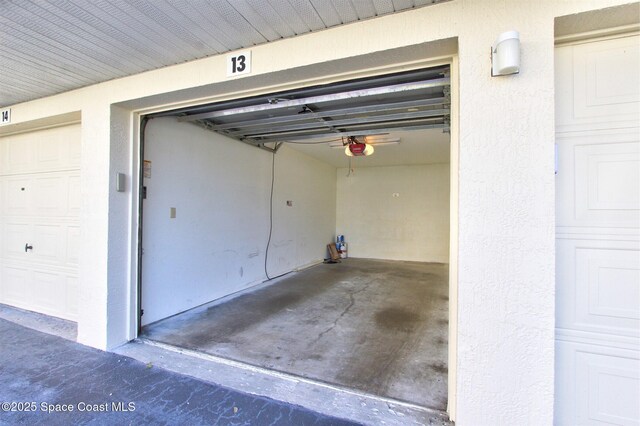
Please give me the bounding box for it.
[143,258,449,411]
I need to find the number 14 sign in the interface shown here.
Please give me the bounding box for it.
[227,51,251,77]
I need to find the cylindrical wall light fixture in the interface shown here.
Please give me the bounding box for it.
[491,31,520,76]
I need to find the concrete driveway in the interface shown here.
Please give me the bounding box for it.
[0,318,357,425]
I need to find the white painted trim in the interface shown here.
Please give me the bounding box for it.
[127,111,141,342]
[127,113,142,341]
[556,125,640,137]
[0,166,81,178]
[556,228,640,242]
[556,328,640,352]
[447,54,459,423]
[0,119,81,137]
[555,24,640,46]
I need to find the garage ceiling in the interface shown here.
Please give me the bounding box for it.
[0,0,447,108]
[169,66,450,144]
[159,66,451,167]
[287,128,450,167]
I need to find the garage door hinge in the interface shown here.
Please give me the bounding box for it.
[142,186,147,199]
[140,309,144,317]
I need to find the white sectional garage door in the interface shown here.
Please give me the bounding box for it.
[0,124,81,321]
[555,35,640,425]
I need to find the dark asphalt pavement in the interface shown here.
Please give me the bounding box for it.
[0,318,358,425]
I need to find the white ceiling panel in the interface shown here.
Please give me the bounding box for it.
[284,0,329,30]
[392,0,418,11]
[372,0,396,15]
[224,1,287,41]
[329,0,359,24]
[35,1,170,68]
[0,0,445,107]
[349,0,377,20]
[310,0,344,27]
[241,0,299,38]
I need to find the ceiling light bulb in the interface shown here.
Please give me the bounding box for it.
[364,144,374,156]
[345,146,353,157]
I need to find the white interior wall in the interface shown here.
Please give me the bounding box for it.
[269,144,338,275]
[141,117,336,325]
[336,164,450,262]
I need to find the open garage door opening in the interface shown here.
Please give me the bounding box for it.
[137,66,452,411]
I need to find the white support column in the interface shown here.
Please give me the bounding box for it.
[106,105,135,348]
[77,105,111,349]
[454,3,556,424]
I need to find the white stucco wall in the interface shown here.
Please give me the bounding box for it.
[140,118,336,325]
[1,1,635,424]
[336,164,450,262]
[455,3,556,424]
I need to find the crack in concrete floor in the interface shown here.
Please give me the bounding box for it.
[312,278,375,344]
[143,258,449,410]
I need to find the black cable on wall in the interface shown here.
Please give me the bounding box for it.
[264,150,276,280]
[264,148,289,282]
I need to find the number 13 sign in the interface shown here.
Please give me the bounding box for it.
[227,51,251,77]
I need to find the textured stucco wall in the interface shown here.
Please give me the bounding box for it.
[454,2,557,424]
[75,104,110,349]
[1,0,635,424]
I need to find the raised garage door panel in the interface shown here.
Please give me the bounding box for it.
[556,133,640,229]
[0,125,81,174]
[0,124,80,321]
[556,35,640,133]
[555,35,640,426]
[556,340,640,426]
[556,239,640,337]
